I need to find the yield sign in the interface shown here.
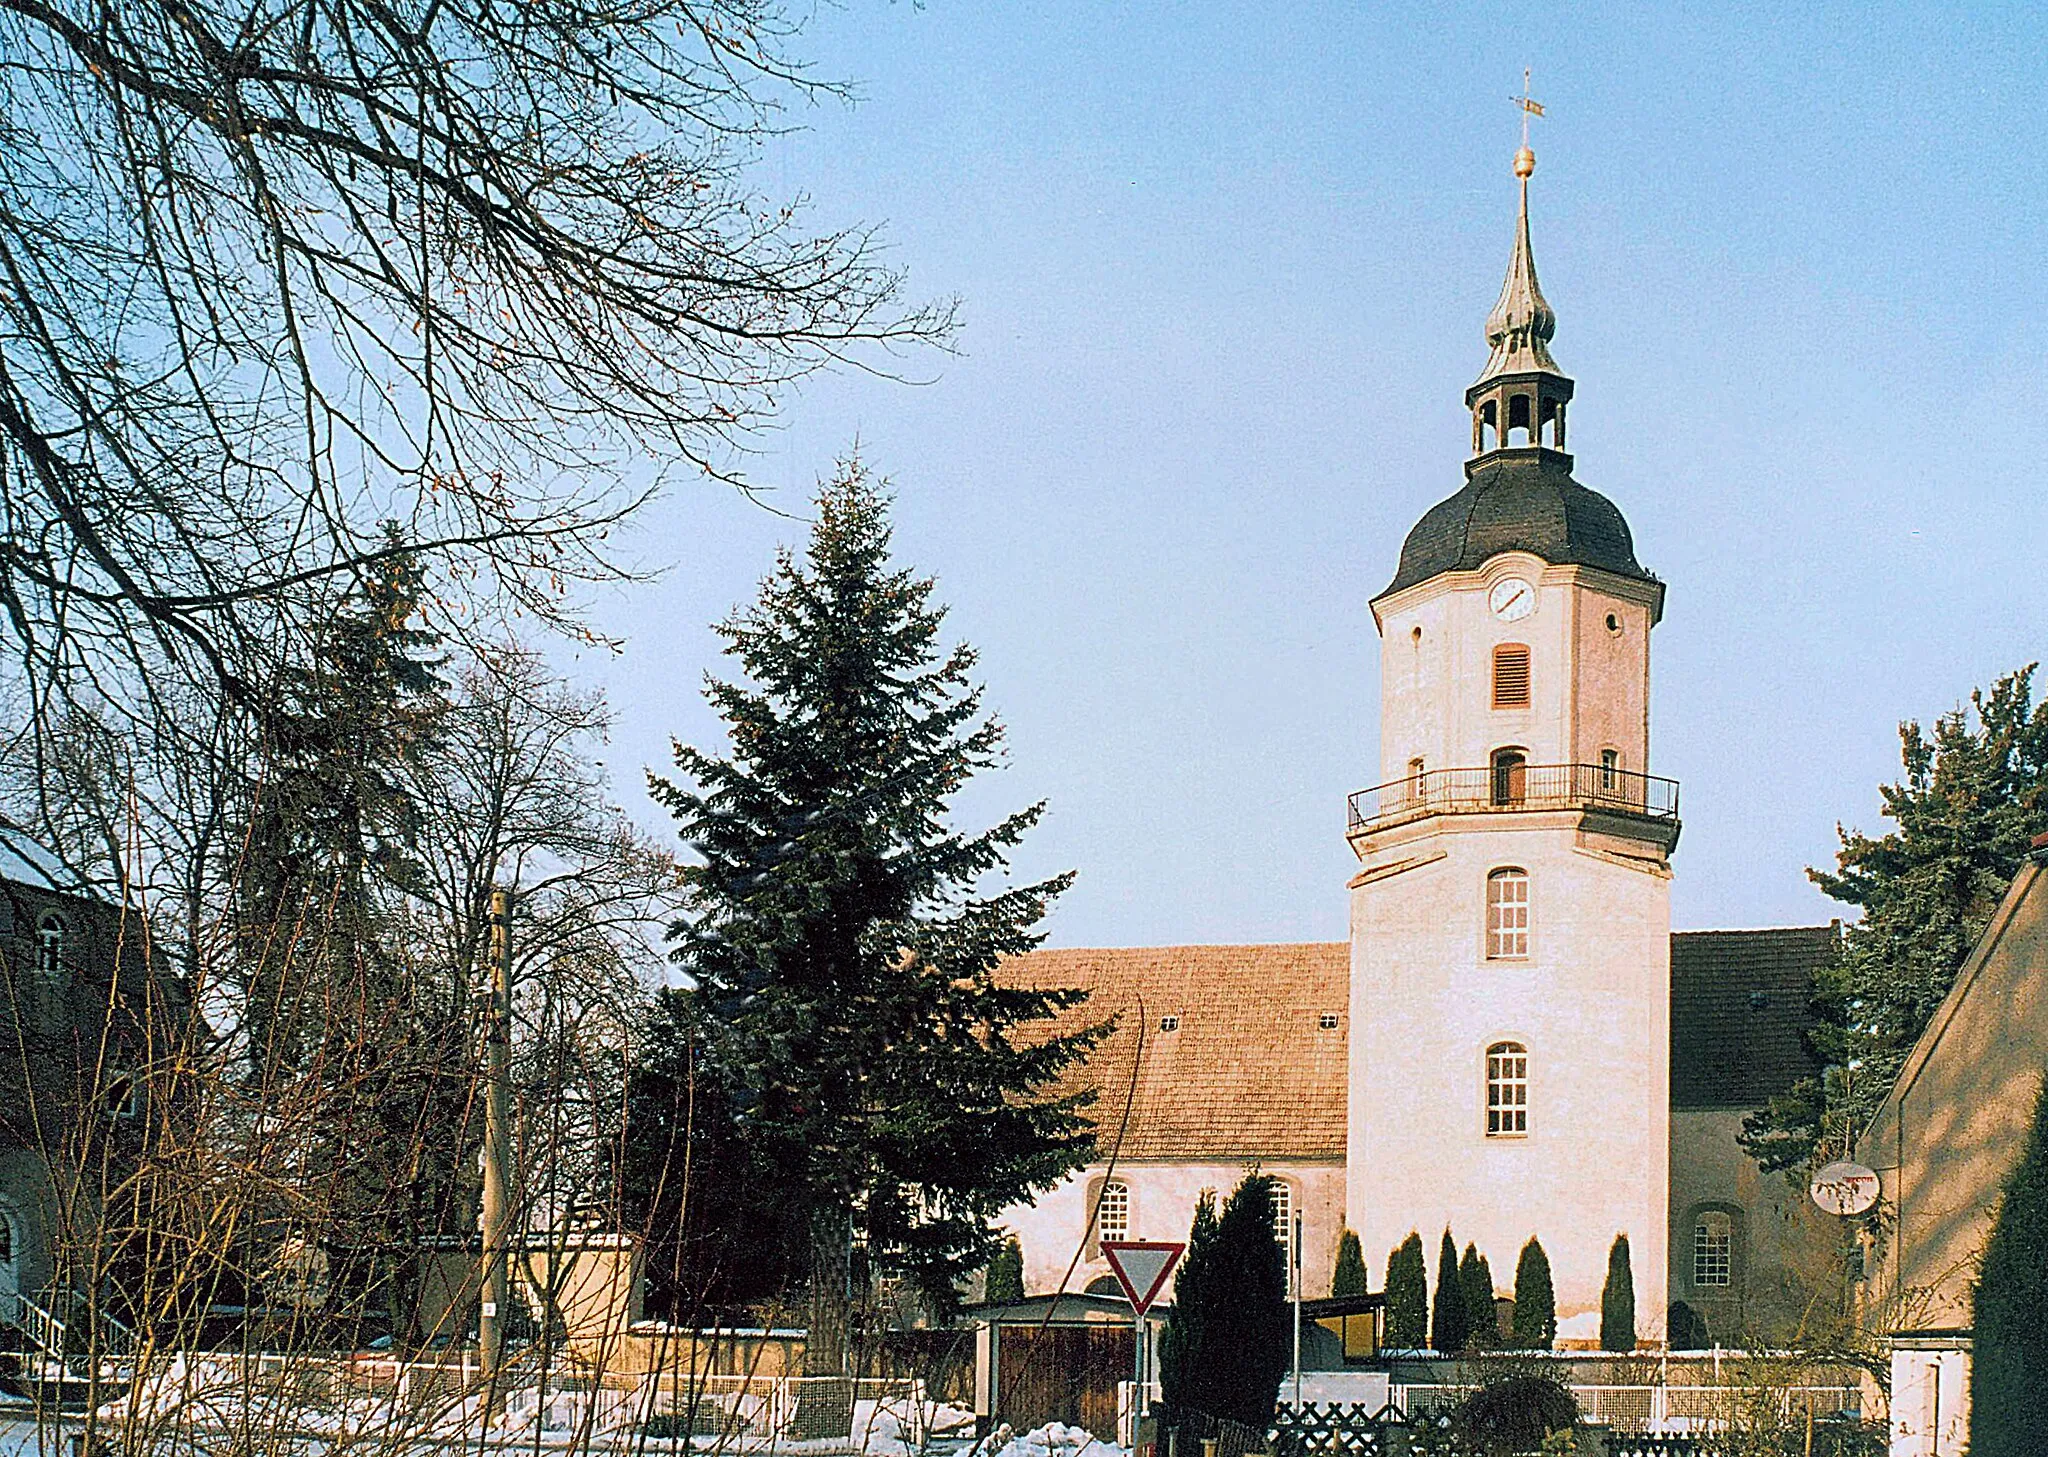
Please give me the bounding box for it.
[1101,1240,1184,1315]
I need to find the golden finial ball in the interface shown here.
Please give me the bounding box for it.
[1513,146,1536,179]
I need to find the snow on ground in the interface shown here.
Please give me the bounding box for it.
[973,1420,1126,1457]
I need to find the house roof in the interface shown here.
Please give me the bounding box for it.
[1002,943,1350,1163]
[0,825,87,896]
[1669,925,1838,1110]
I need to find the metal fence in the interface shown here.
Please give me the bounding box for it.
[1348,762,1681,833]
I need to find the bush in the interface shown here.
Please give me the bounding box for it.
[1511,1238,1555,1350]
[1454,1376,1579,1457]
[1972,1074,2048,1453]
[1667,1299,1710,1350]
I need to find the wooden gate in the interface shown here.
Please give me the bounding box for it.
[996,1324,1133,1437]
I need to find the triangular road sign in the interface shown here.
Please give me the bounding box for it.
[1101,1240,1184,1315]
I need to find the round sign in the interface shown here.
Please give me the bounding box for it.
[1809,1160,1880,1216]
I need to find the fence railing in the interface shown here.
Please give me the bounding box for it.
[1347,762,1680,833]
[1390,1383,1860,1434]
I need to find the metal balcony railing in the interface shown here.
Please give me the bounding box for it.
[1347,761,1680,834]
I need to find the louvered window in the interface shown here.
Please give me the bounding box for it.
[1493,645,1531,708]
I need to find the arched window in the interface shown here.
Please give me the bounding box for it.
[1478,400,1498,453]
[35,914,65,980]
[1408,757,1426,804]
[1693,1212,1733,1287]
[1492,645,1531,708]
[1097,1180,1130,1244]
[1485,1042,1528,1136]
[1599,748,1621,792]
[1487,869,1530,959]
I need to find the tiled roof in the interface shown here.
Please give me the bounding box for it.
[1003,943,1350,1162]
[1670,926,1838,1110]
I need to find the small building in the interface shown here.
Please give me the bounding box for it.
[0,826,186,1331]
[966,1292,1164,1439]
[1857,840,2048,1453]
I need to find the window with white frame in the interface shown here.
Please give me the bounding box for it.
[1694,1212,1733,1287]
[1486,1042,1528,1137]
[1269,1180,1292,1252]
[35,914,65,979]
[1097,1180,1130,1244]
[1486,869,1530,960]
[1599,747,1621,790]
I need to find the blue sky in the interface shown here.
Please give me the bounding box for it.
[568,2,2047,946]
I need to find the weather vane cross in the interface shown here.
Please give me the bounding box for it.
[1512,67,1545,150]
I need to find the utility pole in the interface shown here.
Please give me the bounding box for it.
[480,889,515,1426]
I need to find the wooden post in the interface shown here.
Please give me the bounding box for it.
[480,889,515,1425]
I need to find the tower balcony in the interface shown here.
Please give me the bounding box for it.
[1347,761,1681,840]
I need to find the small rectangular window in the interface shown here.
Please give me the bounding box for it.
[1600,748,1620,791]
[1318,1013,1340,1030]
[1492,645,1531,708]
[1159,1015,1180,1032]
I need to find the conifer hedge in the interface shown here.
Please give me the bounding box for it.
[1600,1234,1636,1352]
[1384,1232,1428,1348]
[1511,1238,1555,1350]
[1431,1229,1470,1353]
[1331,1228,1367,1298]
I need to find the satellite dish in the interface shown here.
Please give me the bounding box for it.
[1809,1160,1880,1216]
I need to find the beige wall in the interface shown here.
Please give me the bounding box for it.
[999,1159,1346,1300]
[1668,1108,1844,1347]
[1354,554,1670,1337]
[1348,819,1670,1333]
[1372,554,1658,786]
[1859,860,2048,1336]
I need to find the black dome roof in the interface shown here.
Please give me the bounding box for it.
[1378,449,1654,600]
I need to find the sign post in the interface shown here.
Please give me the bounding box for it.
[1102,1240,1184,1422]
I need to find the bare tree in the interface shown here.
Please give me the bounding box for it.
[0,0,952,802]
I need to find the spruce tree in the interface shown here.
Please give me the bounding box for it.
[1600,1234,1636,1352]
[1159,1178,1289,1428]
[1384,1232,1428,1349]
[985,1235,1026,1303]
[1972,1076,2048,1453]
[1742,667,2048,1171]
[647,460,1104,1370]
[1330,1228,1368,1298]
[1431,1228,1470,1353]
[1511,1238,1556,1350]
[1459,1244,1497,1349]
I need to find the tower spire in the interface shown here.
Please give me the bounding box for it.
[1464,73,1572,460]
[1479,71,1559,384]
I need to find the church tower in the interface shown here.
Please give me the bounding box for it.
[1345,135,1678,1343]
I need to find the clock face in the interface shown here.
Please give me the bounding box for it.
[1489,577,1536,622]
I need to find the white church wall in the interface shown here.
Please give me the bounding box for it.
[1374,558,1657,788]
[1348,818,1670,1337]
[999,1159,1347,1301]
